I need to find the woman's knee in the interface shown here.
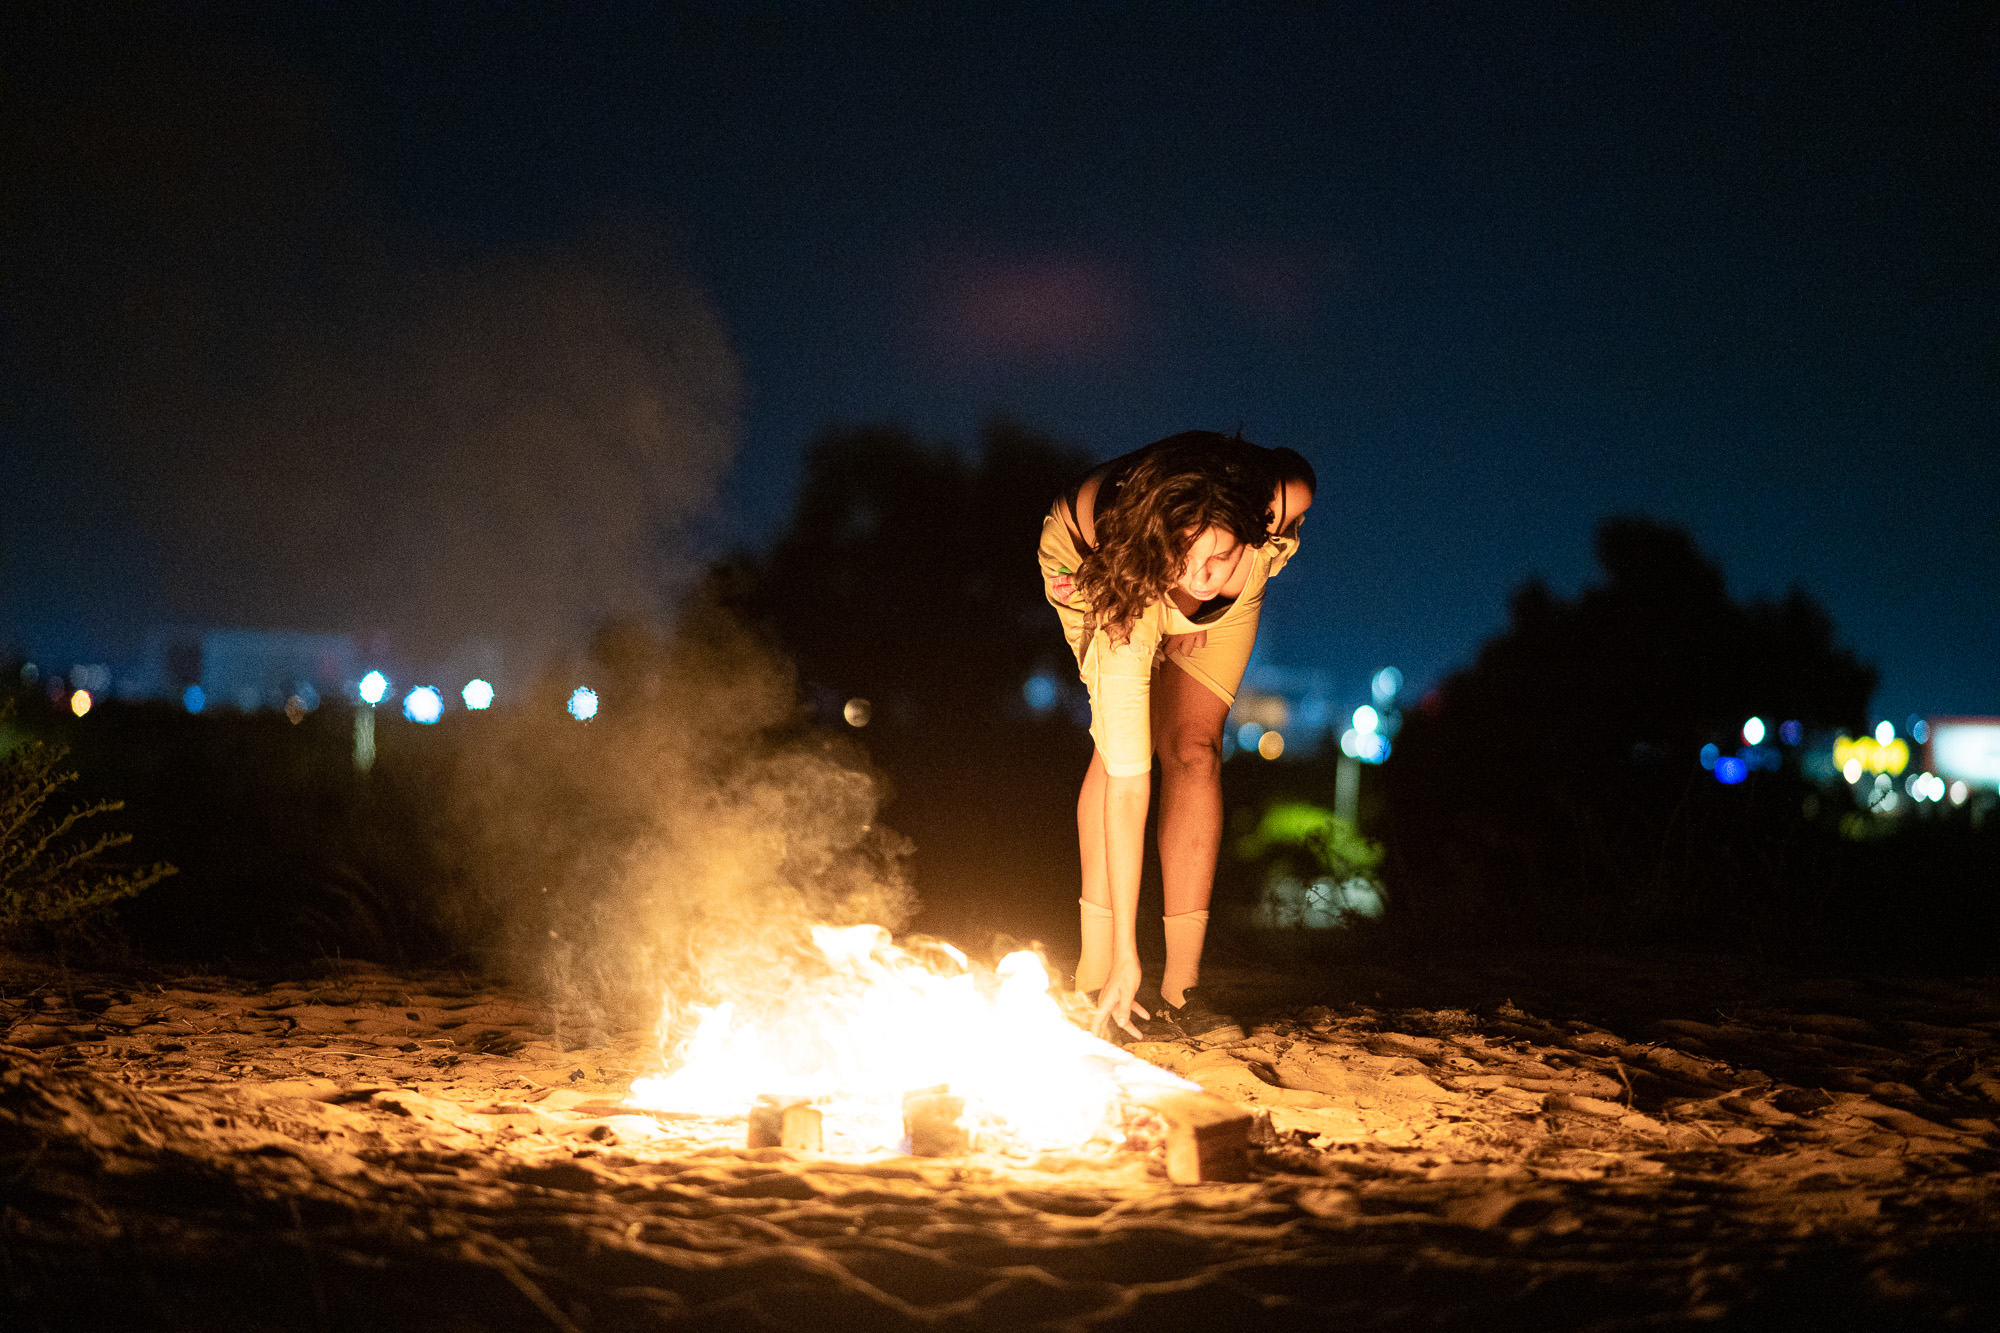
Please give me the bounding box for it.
[1160,724,1222,777]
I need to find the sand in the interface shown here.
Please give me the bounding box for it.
[4,954,1997,1330]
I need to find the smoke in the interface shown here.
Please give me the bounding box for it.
[1,14,740,674]
[411,599,917,1037]
[4,16,913,1032]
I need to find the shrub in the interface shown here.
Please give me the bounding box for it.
[0,703,175,934]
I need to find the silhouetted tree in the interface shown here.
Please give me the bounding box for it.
[1380,517,1877,949]
[726,417,1089,726]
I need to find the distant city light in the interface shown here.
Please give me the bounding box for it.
[69,689,93,718]
[568,687,599,721]
[843,698,871,727]
[1834,733,1909,778]
[1910,718,1930,745]
[358,671,389,705]
[1714,756,1748,785]
[1239,722,1264,750]
[1843,758,1863,784]
[1257,730,1286,760]
[462,679,495,710]
[1371,667,1403,706]
[1022,673,1058,712]
[403,686,444,725]
[1950,780,1969,806]
[1908,772,1946,803]
[1742,716,1766,746]
[1339,728,1388,763]
[1875,720,1895,746]
[1353,705,1380,735]
[183,685,206,714]
[1779,720,1803,745]
[1699,743,1720,771]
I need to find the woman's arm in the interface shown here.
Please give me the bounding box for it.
[1093,771,1152,1039]
[1271,477,1314,539]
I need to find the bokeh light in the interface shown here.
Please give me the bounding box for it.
[1843,757,1863,784]
[1714,756,1748,785]
[1699,743,1719,771]
[843,698,871,727]
[1742,716,1766,746]
[1370,667,1403,706]
[1779,720,1803,745]
[1950,781,1969,806]
[358,671,389,705]
[1352,705,1379,735]
[403,686,444,724]
[183,685,206,714]
[1257,730,1285,760]
[462,679,494,710]
[69,689,93,718]
[568,687,599,722]
[1875,720,1895,746]
[1238,721,1264,750]
[1911,718,1930,744]
[1022,673,1058,713]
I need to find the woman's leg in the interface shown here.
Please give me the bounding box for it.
[1073,748,1114,992]
[1153,659,1231,1006]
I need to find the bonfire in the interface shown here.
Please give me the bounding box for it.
[624,924,1249,1178]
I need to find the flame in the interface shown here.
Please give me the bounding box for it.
[627,924,1194,1155]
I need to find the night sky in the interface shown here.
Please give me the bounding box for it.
[4,2,1994,722]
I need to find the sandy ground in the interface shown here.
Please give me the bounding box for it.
[3,952,1997,1331]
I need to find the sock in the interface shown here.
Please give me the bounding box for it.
[1161,908,1209,1008]
[1075,898,1114,993]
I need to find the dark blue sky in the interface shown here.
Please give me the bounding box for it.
[4,2,1995,721]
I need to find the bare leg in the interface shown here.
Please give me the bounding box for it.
[1153,660,1230,1005]
[1073,748,1113,991]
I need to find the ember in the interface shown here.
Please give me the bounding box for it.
[627,924,1195,1156]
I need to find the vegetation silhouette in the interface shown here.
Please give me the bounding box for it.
[1381,517,1993,965]
[724,417,1089,727]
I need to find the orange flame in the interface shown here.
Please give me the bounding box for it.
[627,924,1193,1154]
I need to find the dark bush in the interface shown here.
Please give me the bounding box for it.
[1375,517,1993,962]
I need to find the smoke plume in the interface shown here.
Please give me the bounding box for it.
[2,14,740,674]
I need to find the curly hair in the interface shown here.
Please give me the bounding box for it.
[1073,431,1275,646]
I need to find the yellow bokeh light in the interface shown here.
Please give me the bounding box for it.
[1257,729,1285,760]
[69,689,93,718]
[1834,735,1908,777]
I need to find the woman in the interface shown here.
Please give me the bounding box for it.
[1039,430,1314,1042]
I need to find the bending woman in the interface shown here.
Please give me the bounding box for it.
[1038,431,1314,1042]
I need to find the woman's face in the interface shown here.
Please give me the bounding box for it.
[1176,526,1244,600]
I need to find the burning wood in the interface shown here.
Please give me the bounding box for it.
[901,1086,969,1156]
[747,1094,824,1151]
[1138,1088,1256,1183]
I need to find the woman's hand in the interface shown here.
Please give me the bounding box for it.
[1092,952,1150,1042]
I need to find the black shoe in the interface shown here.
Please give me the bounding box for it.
[1160,987,1245,1045]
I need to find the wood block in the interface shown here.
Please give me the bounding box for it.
[1138,1088,1254,1183]
[747,1095,822,1151]
[902,1087,969,1156]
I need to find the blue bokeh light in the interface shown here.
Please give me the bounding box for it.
[1779,720,1803,745]
[1714,756,1749,785]
[1699,742,1720,771]
[1022,673,1058,712]
[403,686,444,725]
[183,685,205,714]
[568,687,599,721]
